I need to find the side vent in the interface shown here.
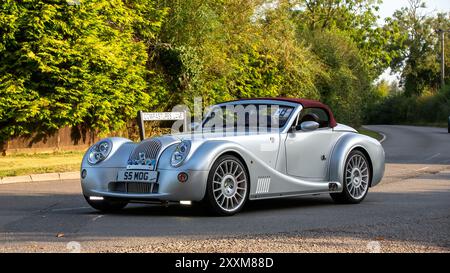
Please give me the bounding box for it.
[256,176,271,194]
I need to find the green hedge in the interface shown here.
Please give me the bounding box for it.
[367,85,450,126]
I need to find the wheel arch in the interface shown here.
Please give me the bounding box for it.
[217,151,251,192]
[329,133,384,188]
[351,147,374,187]
[203,150,251,215]
[180,140,255,198]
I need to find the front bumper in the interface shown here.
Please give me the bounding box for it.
[81,167,208,201]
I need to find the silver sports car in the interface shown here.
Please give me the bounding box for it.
[81,98,385,215]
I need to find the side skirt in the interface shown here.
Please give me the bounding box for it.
[249,181,342,200]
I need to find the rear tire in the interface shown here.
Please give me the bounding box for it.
[84,195,128,212]
[330,150,370,204]
[203,155,249,216]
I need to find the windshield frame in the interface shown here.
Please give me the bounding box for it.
[201,100,302,134]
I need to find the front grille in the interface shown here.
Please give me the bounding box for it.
[109,182,159,194]
[129,139,162,163]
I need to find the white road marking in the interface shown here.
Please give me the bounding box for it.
[415,167,429,172]
[92,215,104,221]
[425,153,441,161]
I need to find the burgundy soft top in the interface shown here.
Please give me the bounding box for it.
[229,97,337,128]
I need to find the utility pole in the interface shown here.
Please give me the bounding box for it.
[440,29,445,87]
[436,29,450,87]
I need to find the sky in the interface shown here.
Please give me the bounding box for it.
[377,0,450,82]
[378,0,450,25]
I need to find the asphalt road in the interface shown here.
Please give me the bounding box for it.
[364,125,450,164]
[0,125,449,252]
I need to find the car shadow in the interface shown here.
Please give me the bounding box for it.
[82,194,334,217]
[1,190,449,250]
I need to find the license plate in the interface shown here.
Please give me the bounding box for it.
[117,170,158,183]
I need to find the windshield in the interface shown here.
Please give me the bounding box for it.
[201,103,295,132]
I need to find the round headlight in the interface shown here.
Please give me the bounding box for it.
[171,140,191,167]
[88,140,112,165]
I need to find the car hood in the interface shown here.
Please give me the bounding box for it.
[139,130,278,161]
[170,130,277,140]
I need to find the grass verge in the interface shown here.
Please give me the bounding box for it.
[399,122,447,128]
[358,127,383,141]
[0,151,84,178]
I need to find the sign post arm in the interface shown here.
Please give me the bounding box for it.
[137,111,187,141]
[184,111,188,132]
[137,110,145,141]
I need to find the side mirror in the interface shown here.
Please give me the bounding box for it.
[296,121,319,131]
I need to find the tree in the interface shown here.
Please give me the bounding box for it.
[152,0,402,126]
[152,0,322,109]
[0,0,167,143]
[385,0,450,95]
[306,29,372,125]
[291,0,396,80]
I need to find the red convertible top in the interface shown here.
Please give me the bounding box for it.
[231,97,337,128]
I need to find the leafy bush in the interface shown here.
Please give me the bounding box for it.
[367,85,450,125]
[0,0,413,143]
[306,29,372,126]
[0,0,167,142]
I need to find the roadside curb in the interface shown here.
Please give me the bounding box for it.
[0,171,79,185]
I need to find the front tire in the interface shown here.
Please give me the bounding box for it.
[330,150,370,204]
[84,195,128,212]
[203,155,249,216]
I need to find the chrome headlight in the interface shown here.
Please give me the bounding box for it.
[171,140,191,167]
[88,140,112,165]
